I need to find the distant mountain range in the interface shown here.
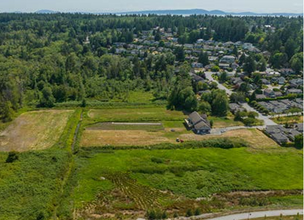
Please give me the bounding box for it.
[32,9,302,16]
[35,10,59,14]
[120,9,303,16]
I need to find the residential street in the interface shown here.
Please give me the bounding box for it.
[204,72,277,126]
[206,209,303,220]
[205,72,233,95]
[174,209,303,220]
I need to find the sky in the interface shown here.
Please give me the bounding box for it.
[0,0,303,13]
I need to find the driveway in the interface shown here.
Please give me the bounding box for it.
[211,125,265,135]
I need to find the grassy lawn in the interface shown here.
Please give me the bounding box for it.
[126,91,155,103]
[209,115,244,128]
[87,107,186,122]
[87,122,164,131]
[70,147,303,218]
[272,116,303,125]
[0,110,73,151]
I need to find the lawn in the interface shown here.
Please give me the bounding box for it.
[209,115,244,128]
[70,147,303,219]
[0,110,73,151]
[87,122,164,131]
[272,116,303,125]
[87,107,186,122]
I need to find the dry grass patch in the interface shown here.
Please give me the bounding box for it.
[81,130,174,147]
[180,129,279,148]
[0,110,73,151]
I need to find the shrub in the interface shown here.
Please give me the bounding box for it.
[186,209,193,217]
[151,157,164,164]
[194,208,201,216]
[6,151,19,163]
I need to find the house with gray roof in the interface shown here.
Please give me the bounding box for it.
[186,112,211,135]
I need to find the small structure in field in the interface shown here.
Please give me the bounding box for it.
[185,111,211,135]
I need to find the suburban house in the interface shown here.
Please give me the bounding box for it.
[264,125,302,144]
[264,89,275,98]
[229,103,245,114]
[220,55,236,64]
[278,77,286,85]
[185,112,211,135]
[287,89,302,95]
[264,125,289,144]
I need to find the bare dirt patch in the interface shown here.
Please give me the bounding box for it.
[0,110,73,151]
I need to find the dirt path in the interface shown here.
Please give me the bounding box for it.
[72,112,83,152]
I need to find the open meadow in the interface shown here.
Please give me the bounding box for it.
[0,110,73,151]
[70,146,303,219]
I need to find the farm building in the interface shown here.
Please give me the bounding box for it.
[185,111,211,134]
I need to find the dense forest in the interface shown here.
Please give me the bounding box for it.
[0,13,302,121]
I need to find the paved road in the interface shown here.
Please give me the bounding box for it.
[205,72,233,95]
[242,103,277,126]
[206,209,303,220]
[204,72,277,126]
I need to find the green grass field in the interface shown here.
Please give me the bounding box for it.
[87,107,186,122]
[69,146,303,218]
[87,122,164,131]
[0,148,71,220]
[272,115,303,125]
[0,106,302,220]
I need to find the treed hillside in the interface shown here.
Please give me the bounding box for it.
[0,13,302,122]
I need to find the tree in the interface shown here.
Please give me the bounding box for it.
[39,86,55,108]
[154,32,161,41]
[230,92,246,103]
[290,52,303,74]
[212,93,229,116]
[199,101,211,114]
[285,38,297,60]
[219,72,228,83]
[239,53,246,65]
[174,47,185,61]
[198,52,209,66]
[270,53,288,69]
[168,86,197,112]
[258,56,267,71]
[243,55,256,75]
[0,101,14,122]
[211,65,220,72]
[232,46,238,56]
[294,134,303,149]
